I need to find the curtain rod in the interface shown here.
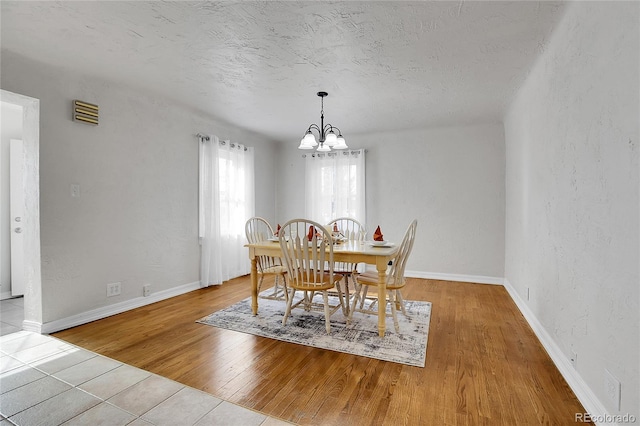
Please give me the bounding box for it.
[198,134,249,151]
[302,149,367,158]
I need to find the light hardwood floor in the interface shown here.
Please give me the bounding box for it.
[53,276,590,425]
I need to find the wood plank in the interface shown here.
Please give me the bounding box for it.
[53,276,592,425]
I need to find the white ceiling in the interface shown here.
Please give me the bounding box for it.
[1,1,566,142]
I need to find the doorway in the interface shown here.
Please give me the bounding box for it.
[0,89,42,332]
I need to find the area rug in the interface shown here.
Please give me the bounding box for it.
[196,291,431,367]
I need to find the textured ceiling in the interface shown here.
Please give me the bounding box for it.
[1,1,566,142]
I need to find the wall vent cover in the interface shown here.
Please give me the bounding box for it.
[73,100,99,125]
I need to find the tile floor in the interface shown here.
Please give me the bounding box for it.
[0,298,292,426]
[0,298,24,337]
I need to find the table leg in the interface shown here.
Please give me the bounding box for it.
[251,257,258,315]
[377,263,387,337]
[338,275,350,316]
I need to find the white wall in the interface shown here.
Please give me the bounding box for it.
[277,124,506,281]
[0,102,23,298]
[274,142,305,223]
[1,51,278,325]
[504,1,639,419]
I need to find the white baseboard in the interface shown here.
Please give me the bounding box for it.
[503,279,612,426]
[405,270,504,285]
[39,281,202,334]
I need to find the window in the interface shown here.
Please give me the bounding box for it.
[199,137,255,286]
[217,148,251,237]
[305,149,365,225]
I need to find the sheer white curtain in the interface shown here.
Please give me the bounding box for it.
[305,149,365,225]
[199,136,255,287]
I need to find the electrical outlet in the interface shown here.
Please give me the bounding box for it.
[70,183,80,198]
[570,350,577,368]
[106,282,121,297]
[604,369,621,410]
[143,284,151,297]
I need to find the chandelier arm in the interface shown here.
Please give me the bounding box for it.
[328,125,343,135]
[306,123,322,134]
[323,124,344,136]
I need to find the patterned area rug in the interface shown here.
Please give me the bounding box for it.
[197,291,431,367]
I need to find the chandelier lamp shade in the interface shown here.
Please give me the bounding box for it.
[298,91,348,152]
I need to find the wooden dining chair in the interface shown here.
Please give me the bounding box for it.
[245,217,287,301]
[326,217,366,314]
[348,219,418,333]
[278,219,344,334]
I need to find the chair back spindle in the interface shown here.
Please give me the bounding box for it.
[280,220,334,288]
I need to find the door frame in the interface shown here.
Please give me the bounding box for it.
[1,89,42,331]
[10,138,25,297]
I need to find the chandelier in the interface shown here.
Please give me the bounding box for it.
[298,91,348,152]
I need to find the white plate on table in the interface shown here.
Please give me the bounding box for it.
[370,240,392,247]
[267,236,288,242]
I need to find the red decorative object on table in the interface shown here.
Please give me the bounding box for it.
[373,226,384,241]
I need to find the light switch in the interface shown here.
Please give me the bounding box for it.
[71,184,80,197]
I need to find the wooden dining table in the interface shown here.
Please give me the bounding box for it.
[246,239,400,337]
